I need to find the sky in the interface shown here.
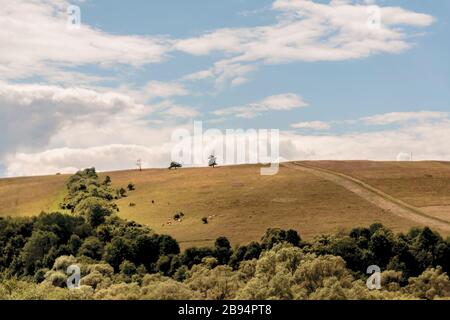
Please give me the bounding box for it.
[0,0,449,177]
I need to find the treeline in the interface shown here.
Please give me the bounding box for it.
[0,168,449,300]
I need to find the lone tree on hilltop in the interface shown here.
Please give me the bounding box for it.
[169,161,182,170]
[208,155,217,168]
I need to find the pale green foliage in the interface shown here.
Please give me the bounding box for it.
[140,274,200,300]
[94,283,141,300]
[405,267,450,300]
[185,258,243,300]
[1,245,449,300]
[236,244,309,299]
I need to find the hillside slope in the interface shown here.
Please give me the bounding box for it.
[1,161,449,248]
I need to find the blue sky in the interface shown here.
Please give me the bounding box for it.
[0,0,449,176]
[81,0,450,127]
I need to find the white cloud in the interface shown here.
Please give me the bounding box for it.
[182,70,214,82]
[5,117,450,177]
[281,119,450,161]
[291,121,330,130]
[213,93,307,118]
[0,1,444,177]
[361,111,448,125]
[152,100,200,118]
[175,0,434,87]
[0,83,159,154]
[396,152,412,161]
[4,144,172,177]
[144,81,189,100]
[0,0,435,89]
[0,0,169,81]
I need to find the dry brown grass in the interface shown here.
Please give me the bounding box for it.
[0,174,68,217]
[105,164,417,248]
[2,162,448,248]
[306,161,450,216]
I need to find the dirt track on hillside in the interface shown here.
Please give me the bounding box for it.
[283,162,450,233]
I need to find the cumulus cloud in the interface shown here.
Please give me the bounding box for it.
[176,0,435,87]
[280,119,450,161]
[0,1,443,177]
[0,83,201,162]
[213,93,307,118]
[5,118,450,177]
[0,83,154,154]
[4,144,173,177]
[0,0,169,81]
[0,0,435,88]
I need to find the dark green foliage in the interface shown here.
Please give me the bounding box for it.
[132,234,160,271]
[20,230,59,274]
[261,228,302,249]
[214,237,232,265]
[311,223,450,278]
[229,241,262,269]
[181,247,215,269]
[103,237,132,271]
[156,255,172,275]
[0,169,184,278]
[67,234,82,255]
[62,168,115,210]
[79,236,104,260]
[158,235,180,256]
[102,176,111,186]
[75,197,113,227]
[127,183,135,191]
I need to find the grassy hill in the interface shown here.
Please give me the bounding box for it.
[1,161,450,248]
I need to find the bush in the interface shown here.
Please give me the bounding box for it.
[79,237,104,260]
[75,198,113,227]
[120,260,137,277]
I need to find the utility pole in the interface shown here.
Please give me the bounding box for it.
[136,159,142,171]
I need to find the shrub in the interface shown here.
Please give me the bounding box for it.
[79,237,104,260]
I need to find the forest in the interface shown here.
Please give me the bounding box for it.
[0,168,449,300]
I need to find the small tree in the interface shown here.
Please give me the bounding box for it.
[208,155,217,168]
[127,183,135,191]
[117,188,127,198]
[169,161,182,170]
[103,176,111,185]
[202,217,208,224]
